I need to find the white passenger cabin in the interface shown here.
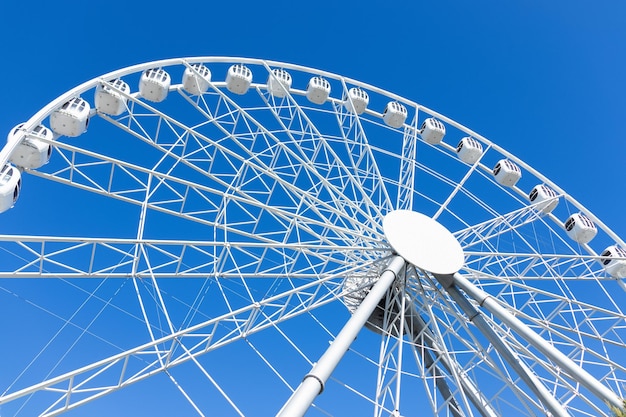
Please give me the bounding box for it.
[139,68,171,102]
[564,213,597,244]
[50,97,90,137]
[600,245,626,278]
[226,64,252,95]
[267,69,292,98]
[456,137,483,164]
[493,159,521,187]
[383,101,408,128]
[528,184,559,213]
[7,124,53,169]
[420,118,445,144]
[0,164,21,213]
[343,87,369,115]
[306,76,330,104]
[183,64,211,95]
[95,79,130,116]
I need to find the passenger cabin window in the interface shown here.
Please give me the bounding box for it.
[0,167,14,187]
[193,65,208,76]
[544,186,556,197]
[13,179,20,202]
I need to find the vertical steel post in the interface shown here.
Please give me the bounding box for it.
[276,256,406,417]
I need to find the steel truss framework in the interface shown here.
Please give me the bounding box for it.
[0,57,625,416]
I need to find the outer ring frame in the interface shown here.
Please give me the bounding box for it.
[1,56,623,250]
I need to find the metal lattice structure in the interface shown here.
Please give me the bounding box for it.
[0,57,625,417]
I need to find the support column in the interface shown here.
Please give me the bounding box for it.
[435,274,570,417]
[276,256,406,417]
[404,301,498,417]
[451,272,623,410]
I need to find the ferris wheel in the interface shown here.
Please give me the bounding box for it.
[0,57,625,417]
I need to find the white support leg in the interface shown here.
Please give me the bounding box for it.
[451,272,623,411]
[276,256,406,417]
[435,274,571,417]
[405,302,497,417]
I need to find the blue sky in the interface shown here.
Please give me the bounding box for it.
[1,1,625,416]
[1,0,624,234]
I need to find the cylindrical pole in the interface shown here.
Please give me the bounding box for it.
[404,301,497,417]
[276,256,406,417]
[435,275,571,417]
[452,272,623,410]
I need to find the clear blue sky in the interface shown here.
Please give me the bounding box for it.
[0,1,625,416]
[1,0,624,234]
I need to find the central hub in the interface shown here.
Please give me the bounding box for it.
[383,210,464,275]
[342,210,464,334]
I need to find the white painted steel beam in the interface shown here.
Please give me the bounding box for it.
[451,272,623,410]
[276,255,405,417]
[436,273,571,417]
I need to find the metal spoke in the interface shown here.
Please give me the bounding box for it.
[0,57,624,417]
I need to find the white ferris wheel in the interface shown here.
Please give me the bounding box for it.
[0,57,625,417]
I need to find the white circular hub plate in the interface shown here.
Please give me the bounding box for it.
[383,210,464,275]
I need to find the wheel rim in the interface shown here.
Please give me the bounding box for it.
[0,57,625,416]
